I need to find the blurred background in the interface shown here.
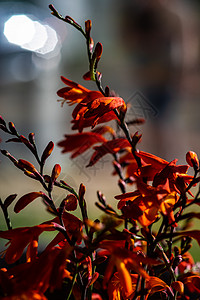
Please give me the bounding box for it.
[0,0,200,257]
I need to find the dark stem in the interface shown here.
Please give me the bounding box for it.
[0,198,12,230]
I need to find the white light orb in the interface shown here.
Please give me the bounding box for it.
[4,15,35,46]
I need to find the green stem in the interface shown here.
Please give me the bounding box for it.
[66,264,78,300]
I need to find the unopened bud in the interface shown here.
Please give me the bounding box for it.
[41,141,54,164]
[63,194,78,211]
[186,151,199,170]
[18,159,37,173]
[85,19,92,36]
[8,122,18,135]
[28,133,35,145]
[132,131,142,147]
[94,42,103,61]
[51,164,61,182]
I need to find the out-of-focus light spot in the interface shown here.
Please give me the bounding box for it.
[4,15,35,46]
[32,51,61,71]
[4,15,59,56]
[21,21,48,52]
[33,25,58,55]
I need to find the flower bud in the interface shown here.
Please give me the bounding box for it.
[63,194,78,211]
[28,133,35,145]
[18,159,37,173]
[8,122,18,135]
[186,151,199,170]
[85,19,92,37]
[94,42,103,61]
[51,164,61,181]
[41,141,54,164]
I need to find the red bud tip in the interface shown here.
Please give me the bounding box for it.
[85,20,92,36]
[49,4,58,15]
[0,116,6,126]
[28,133,35,144]
[51,164,61,181]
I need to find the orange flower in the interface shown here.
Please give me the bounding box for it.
[87,138,131,167]
[71,110,117,132]
[153,159,193,194]
[183,275,200,294]
[113,150,169,182]
[136,150,169,180]
[100,240,161,298]
[57,76,98,105]
[115,175,173,226]
[72,96,126,130]
[57,76,121,131]
[107,272,138,300]
[107,273,172,300]
[57,131,107,158]
[0,224,55,264]
[0,246,72,298]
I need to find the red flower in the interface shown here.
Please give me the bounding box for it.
[0,224,55,264]
[57,76,126,131]
[113,150,169,182]
[72,96,126,130]
[87,138,130,167]
[100,240,161,298]
[71,110,117,132]
[152,159,193,194]
[57,131,107,158]
[57,76,96,105]
[0,246,72,298]
[115,175,178,226]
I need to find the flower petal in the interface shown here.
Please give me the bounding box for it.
[14,192,43,213]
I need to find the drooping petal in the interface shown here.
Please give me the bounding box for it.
[87,138,130,167]
[184,275,200,294]
[71,110,117,132]
[147,276,171,295]
[171,281,184,295]
[0,224,54,263]
[60,76,90,91]
[115,259,133,298]
[57,132,107,158]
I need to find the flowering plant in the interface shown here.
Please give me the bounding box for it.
[0,5,200,300]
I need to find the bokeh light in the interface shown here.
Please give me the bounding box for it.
[4,15,35,46]
[4,14,59,55]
